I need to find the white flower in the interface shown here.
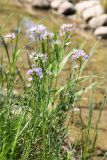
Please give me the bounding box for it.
[29,52,35,59]
[26,83,31,87]
[73,107,80,112]
[65,42,71,46]
[4,33,15,41]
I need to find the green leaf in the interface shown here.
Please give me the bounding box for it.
[54,50,73,76]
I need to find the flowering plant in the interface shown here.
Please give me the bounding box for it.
[0,23,101,160]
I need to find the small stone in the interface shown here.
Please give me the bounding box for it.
[58,1,75,16]
[75,0,100,14]
[89,14,107,29]
[32,0,50,9]
[82,4,104,21]
[50,0,67,10]
[94,26,107,39]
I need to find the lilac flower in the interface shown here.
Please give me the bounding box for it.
[27,24,54,41]
[27,25,47,40]
[4,33,15,41]
[72,49,89,61]
[59,24,74,36]
[27,69,33,75]
[33,68,43,78]
[27,67,43,78]
[28,25,47,35]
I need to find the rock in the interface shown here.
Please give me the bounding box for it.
[75,0,100,14]
[94,26,107,39]
[32,0,50,9]
[89,14,107,29]
[50,0,68,10]
[58,1,75,16]
[82,4,104,21]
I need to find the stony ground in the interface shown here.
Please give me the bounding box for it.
[12,0,107,39]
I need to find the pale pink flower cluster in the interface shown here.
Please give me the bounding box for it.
[72,49,89,61]
[27,25,54,41]
[29,52,48,63]
[28,25,46,35]
[59,24,74,36]
[4,33,15,41]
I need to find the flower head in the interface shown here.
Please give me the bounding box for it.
[41,54,48,63]
[28,25,47,35]
[40,31,54,40]
[29,52,35,59]
[35,53,48,63]
[59,24,74,36]
[72,49,89,61]
[27,69,33,75]
[27,24,54,41]
[4,33,15,41]
[27,25,47,40]
[27,67,43,78]
[33,68,43,78]
[65,42,71,46]
[73,107,80,112]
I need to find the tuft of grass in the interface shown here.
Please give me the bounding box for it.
[0,22,106,160]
